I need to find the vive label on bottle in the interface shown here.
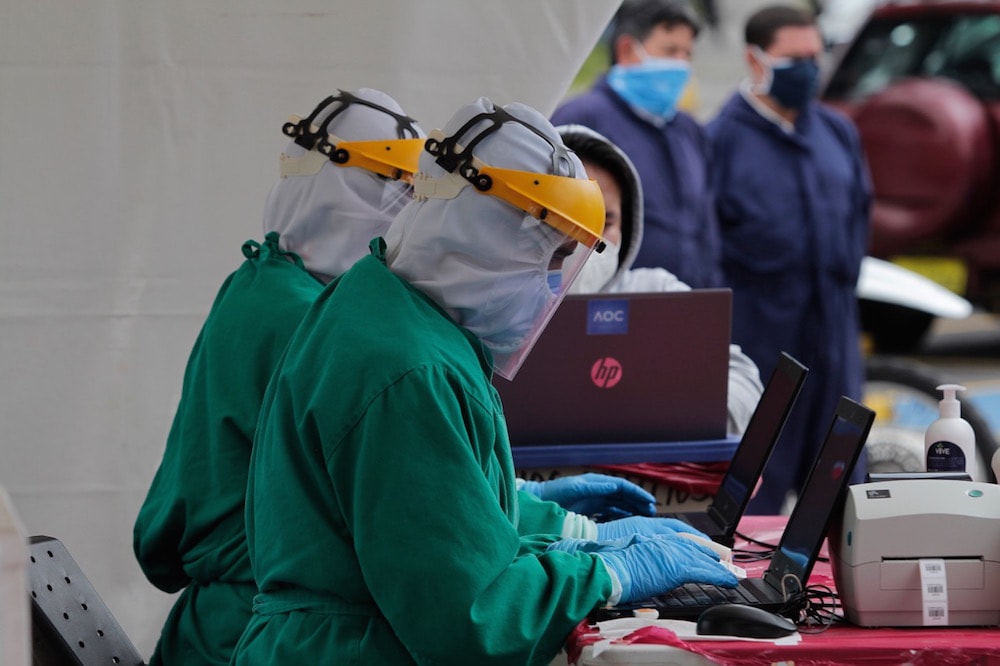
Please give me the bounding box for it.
[926,440,966,473]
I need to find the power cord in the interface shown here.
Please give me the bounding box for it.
[734,529,778,551]
[732,530,831,563]
[732,530,778,562]
[731,546,774,563]
[779,583,842,633]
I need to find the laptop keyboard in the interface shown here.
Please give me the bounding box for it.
[656,581,759,607]
[588,564,769,622]
[645,550,750,608]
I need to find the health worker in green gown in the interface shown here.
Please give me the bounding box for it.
[231,97,738,666]
[132,88,676,666]
[132,88,427,666]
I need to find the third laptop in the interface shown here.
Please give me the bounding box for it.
[595,395,876,621]
[658,352,808,547]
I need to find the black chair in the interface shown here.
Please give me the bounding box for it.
[28,535,145,666]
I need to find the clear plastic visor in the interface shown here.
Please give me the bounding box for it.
[489,220,597,381]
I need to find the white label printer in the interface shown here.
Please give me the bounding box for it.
[831,479,1000,626]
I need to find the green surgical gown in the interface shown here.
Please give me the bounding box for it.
[232,242,612,665]
[133,234,324,665]
[517,490,573,536]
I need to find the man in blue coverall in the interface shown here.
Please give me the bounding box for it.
[551,0,723,289]
[707,4,872,514]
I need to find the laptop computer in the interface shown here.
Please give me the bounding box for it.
[658,352,808,546]
[592,395,876,621]
[496,290,732,445]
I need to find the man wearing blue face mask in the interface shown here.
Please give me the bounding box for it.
[551,0,724,289]
[707,5,872,515]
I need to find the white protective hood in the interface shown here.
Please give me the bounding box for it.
[262,88,423,281]
[557,124,646,293]
[385,97,592,379]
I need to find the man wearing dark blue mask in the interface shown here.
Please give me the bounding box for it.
[707,5,872,514]
[551,0,724,289]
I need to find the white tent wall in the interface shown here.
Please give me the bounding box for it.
[0,0,619,654]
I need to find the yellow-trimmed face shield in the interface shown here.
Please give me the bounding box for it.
[316,136,424,183]
[418,127,607,252]
[477,165,606,249]
[280,90,423,183]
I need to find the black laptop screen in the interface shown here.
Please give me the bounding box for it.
[708,352,807,527]
[764,397,875,592]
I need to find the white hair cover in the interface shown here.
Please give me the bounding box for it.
[262,88,423,281]
[385,97,592,379]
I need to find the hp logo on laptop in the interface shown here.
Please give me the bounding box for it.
[591,357,623,389]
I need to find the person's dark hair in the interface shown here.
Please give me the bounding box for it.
[559,131,634,266]
[744,4,816,50]
[610,0,702,64]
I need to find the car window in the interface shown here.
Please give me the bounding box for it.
[826,13,1000,101]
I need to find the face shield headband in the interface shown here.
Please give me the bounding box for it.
[281,90,424,183]
[419,107,608,252]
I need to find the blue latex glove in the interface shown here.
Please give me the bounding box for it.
[595,515,709,542]
[520,473,656,518]
[595,534,739,603]
[545,535,642,555]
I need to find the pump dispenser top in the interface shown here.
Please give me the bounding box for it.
[925,383,983,480]
[937,384,964,418]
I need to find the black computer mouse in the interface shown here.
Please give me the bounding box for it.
[695,604,797,639]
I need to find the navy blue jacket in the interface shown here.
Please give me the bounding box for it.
[707,93,872,513]
[551,76,723,288]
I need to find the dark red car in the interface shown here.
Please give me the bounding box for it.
[822,0,1000,348]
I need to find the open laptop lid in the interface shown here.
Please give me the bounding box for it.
[762,396,875,595]
[706,352,809,536]
[495,290,731,445]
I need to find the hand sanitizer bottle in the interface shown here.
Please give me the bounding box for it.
[925,384,983,480]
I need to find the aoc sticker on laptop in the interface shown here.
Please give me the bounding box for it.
[587,299,629,335]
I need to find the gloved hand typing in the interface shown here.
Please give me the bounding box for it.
[546,535,639,555]
[519,473,656,518]
[595,515,707,541]
[594,534,739,603]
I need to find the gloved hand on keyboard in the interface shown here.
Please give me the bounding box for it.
[545,535,639,555]
[592,534,739,603]
[519,473,656,518]
[595,515,708,541]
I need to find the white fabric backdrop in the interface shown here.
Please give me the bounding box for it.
[0,0,619,654]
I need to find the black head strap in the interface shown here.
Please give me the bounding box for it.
[424,104,575,192]
[281,90,420,152]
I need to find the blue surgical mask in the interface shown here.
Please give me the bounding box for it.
[607,56,691,124]
[754,47,820,111]
[547,269,563,295]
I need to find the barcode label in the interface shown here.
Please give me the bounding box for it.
[920,558,949,625]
